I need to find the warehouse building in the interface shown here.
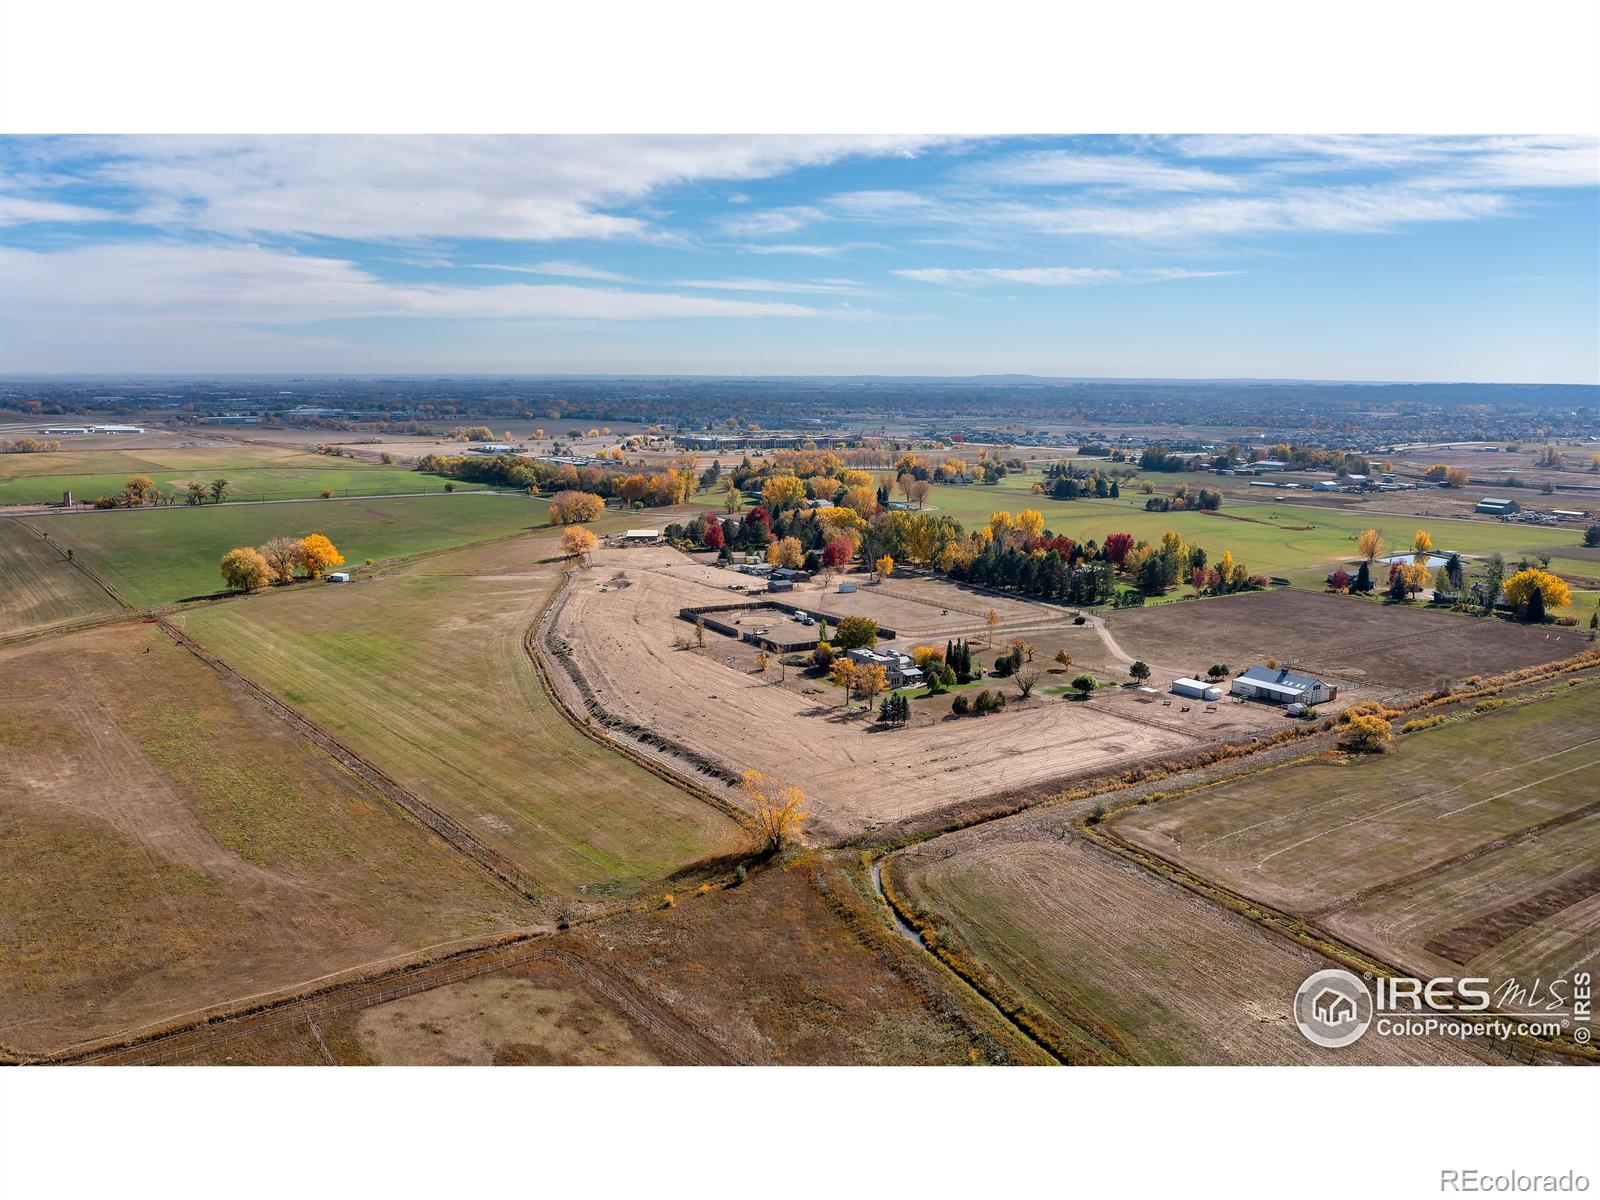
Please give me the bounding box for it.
[1171,677,1223,701]
[1475,497,1521,516]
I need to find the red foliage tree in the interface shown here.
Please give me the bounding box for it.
[1328,568,1351,592]
[822,536,854,568]
[1104,531,1135,567]
[702,515,725,550]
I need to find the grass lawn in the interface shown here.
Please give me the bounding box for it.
[172,526,744,905]
[36,492,550,608]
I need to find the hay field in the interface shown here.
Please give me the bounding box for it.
[550,544,1263,838]
[1114,680,1600,1000]
[36,492,545,608]
[0,621,539,1056]
[0,518,121,638]
[172,528,743,906]
[891,831,1483,1064]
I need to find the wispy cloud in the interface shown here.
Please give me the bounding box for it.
[673,276,868,295]
[895,266,1237,287]
[0,193,115,226]
[470,259,635,282]
[960,151,1239,192]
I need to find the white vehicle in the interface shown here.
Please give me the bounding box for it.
[792,610,808,622]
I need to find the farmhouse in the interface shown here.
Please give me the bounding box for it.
[846,647,923,689]
[1230,665,1336,706]
[1475,497,1521,516]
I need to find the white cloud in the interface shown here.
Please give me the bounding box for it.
[672,276,867,295]
[894,266,1236,287]
[0,243,824,331]
[470,259,636,282]
[963,151,1239,191]
[17,135,954,242]
[0,193,114,226]
[719,205,823,237]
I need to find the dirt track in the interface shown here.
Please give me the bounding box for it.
[550,545,1270,839]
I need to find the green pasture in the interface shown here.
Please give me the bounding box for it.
[38,492,550,608]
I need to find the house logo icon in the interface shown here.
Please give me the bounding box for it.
[1294,968,1373,1048]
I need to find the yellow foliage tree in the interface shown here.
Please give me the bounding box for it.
[1502,568,1572,612]
[840,485,878,519]
[549,490,605,524]
[766,535,805,568]
[853,662,889,707]
[220,546,271,593]
[298,534,345,577]
[560,526,598,563]
[874,554,894,581]
[910,645,944,670]
[1357,528,1384,560]
[737,769,809,852]
[828,659,858,708]
[1412,529,1433,556]
[761,474,807,511]
[1016,509,1045,541]
[1340,712,1393,753]
[1217,549,1235,581]
[258,536,305,584]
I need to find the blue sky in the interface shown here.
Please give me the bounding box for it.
[0,134,1595,380]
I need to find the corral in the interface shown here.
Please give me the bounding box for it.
[548,543,1283,838]
[1113,678,1600,1004]
[0,620,540,1056]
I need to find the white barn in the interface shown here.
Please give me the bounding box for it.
[1230,666,1336,706]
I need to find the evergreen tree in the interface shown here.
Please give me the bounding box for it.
[1354,560,1372,593]
[1526,585,1546,624]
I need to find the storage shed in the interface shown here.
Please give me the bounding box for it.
[1172,677,1222,702]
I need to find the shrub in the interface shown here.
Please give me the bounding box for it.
[1070,673,1097,698]
[1474,698,1511,713]
[1073,615,1086,625]
[951,693,970,715]
[1085,803,1106,826]
[1401,716,1445,733]
[1339,712,1393,753]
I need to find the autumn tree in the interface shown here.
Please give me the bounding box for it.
[1356,528,1384,561]
[828,659,858,708]
[1010,638,1035,663]
[761,474,807,512]
[984,608,1000,646]
[874,554,894,582]
[1015,667,1040,698]
[840,484,878,519]
[834,615,879,650]
[1503,568,1571,615]
[722,478,742,514]
[298,533,345,577]
[755,649,770,675]
[258,536,305,584]
[185,481,207,506]
[854,662,888,709]
[821,536,854,568]
[1340,712,1393,753]
[738,770,810,852]
[548,490,605,524]
[1054,648,1073,670]
[766,535,805,568]
[220,546,271,593]
[1412,529,1433,556]
[560,526,598,563]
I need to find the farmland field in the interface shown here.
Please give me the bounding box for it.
[922,484,1594,584]
[1114,678,1600,1001]
[0,443,479,505]
[172,526,744,906]
[154,857,1041,1065]
[1105,588,1581,695]
[0,517,122,638]
[0,620,540,1056]
[890,828,1483,1064]
[34,492,548,608]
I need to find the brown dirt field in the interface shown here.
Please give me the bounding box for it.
[159,856,1043,1065]
[1106,588,1579,697]
[892,828,1485,1064]
[0,517,122,638]
[0,620,540,1056]
[552,545,1262,838]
